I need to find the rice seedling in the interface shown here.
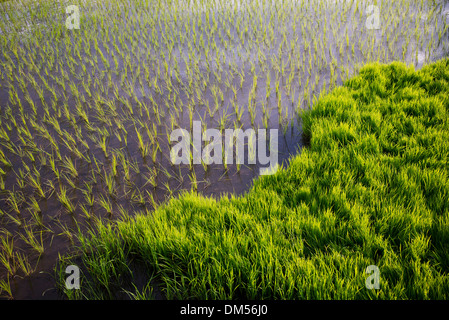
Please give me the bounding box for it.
[28,168,47,199]
[0,234,16,277]
[57,186,76,214]
[97,194,113,216]
[6,190,24,215]
[189,168,198,192]
[131,189,146,207]
[0,277,13,300]
[19,226,44,256]
[0,253,16,276]
[79,204,94,222]
[102,169,117,199]
[81,182,95,207]
[56,222,76,245]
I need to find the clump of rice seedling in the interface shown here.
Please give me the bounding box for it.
[57,187,76,214]
[19,226,44,256]
[0,277,13,299]
[97,194,113,216]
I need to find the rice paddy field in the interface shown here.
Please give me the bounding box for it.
[0,0,448,300]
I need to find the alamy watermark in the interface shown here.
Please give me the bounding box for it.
[65,5,80,30]
[365,265,380,290]
[64,262,380,290]
[170,121,279,175]
[64,4,381,32]
[65,265,80,290]
[365,5,380,30]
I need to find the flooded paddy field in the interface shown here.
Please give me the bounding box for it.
[0,0,448,299]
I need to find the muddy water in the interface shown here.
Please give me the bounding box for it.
[0,0,447,299]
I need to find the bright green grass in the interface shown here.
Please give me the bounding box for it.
[57,58,449,300]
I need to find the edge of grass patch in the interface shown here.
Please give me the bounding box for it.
[57,59,449,300]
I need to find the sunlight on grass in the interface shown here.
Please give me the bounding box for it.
[57,59,449,299]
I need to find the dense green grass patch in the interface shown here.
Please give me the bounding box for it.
[58,59,449,299]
